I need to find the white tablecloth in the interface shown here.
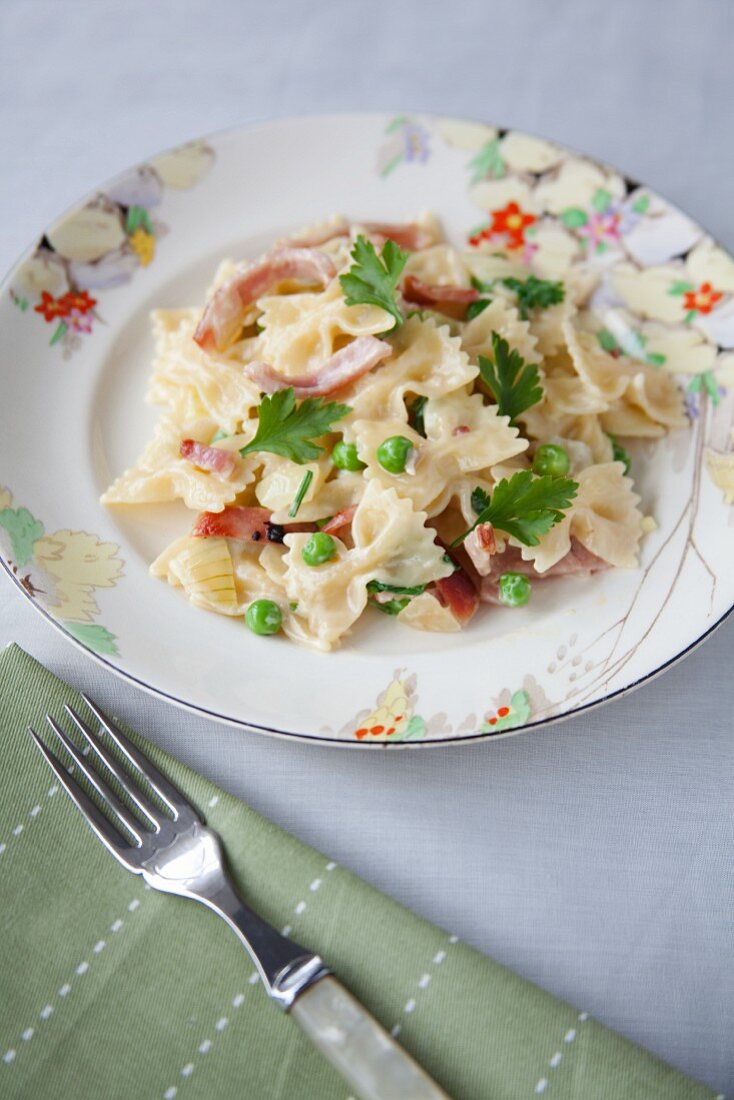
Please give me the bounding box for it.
[1,0,731,1093]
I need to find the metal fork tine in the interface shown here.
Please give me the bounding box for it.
[28,727,140,872]
[63,704,162,831]
[80,694,200,824]
[45,715,145,846]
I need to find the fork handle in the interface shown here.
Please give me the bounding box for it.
[291,976,450,1100]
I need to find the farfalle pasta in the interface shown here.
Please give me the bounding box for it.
[103,215,689,650]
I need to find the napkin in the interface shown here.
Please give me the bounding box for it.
[0,644,716,1100]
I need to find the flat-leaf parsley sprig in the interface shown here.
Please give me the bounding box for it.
[339,235,408,331]
[240,388,351,465]
[502,275,565,320]
[478,332,543,425]
[453,469,578,547]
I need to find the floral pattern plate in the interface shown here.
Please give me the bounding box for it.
[1,114,733,747]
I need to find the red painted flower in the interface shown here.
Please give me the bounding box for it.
[59,289,97,315]
[469,202,537,250]
[34,291,71,322]
[682,282,723,316]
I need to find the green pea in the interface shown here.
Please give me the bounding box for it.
[245,599,282,635]
[532,444,570,477]
[498,572,531,608]
[302,532,337,567]
[376,435,414,474]
[331,440,365,471]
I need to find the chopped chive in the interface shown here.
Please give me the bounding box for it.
[211,429,229,443]
[288,469,314,518]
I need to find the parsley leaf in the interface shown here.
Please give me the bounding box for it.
[502,275,565,320]
[478,332,543,425]
[407,394,428,437]
[608,433,631,475]
[367,579,426,615]
[240,388,350,465]
[339,235,408,331]
[465,298,491,321]
[367,580,426,596]
[453,470,578,547]
[471,487,490,515]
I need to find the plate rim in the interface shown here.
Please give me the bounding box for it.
[1,109,732,748]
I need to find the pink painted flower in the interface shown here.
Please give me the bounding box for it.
[65,308,93,334]
[577,210,622,249]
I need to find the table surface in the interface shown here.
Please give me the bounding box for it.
[1,0,732,1094]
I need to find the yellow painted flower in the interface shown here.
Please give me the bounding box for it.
[34,530,124,622]
[705,449,734,505]
[129,227,155,267]
[0,487,11,511]
[354,678,412,741]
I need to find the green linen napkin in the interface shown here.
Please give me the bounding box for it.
[0,645,715,1100]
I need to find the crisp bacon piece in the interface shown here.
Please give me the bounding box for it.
[321,506,358,535]
[402,275,479,320]
[246,335,392,398]
[180,439,236,478]
[477,539,609,604]
[434,565,479,625]
[464,523,497,577]
[193,248,336,352]
[193,506,271,542]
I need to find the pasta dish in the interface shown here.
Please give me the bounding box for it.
[102,214,687,650]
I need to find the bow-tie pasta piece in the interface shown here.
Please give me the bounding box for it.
[403,244,473,288]
[343,316,476,423]
[564,322,687,433]
[460,297,541,366]
[149,308,262,431]
[352,393,526,516]
[280,480,453,650]
[256,279,392,382]
[516,462,643,573]
[101,417,256,511]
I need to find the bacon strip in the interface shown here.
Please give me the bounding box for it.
[193,506,271,542]
[321,506,358,535]
[464,523,497,577]
[193,248,336,352]
[180,439,236,478]
[247,335,392,398]
[434,566,479,625]
[477,539,609,604]
[403,276,479,306]
[402,275,479,320]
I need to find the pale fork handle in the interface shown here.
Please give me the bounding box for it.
[291,976,450,1100]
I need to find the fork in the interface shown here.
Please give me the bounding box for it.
[29,695,449,1100]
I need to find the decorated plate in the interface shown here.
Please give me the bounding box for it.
[1,113,732,746]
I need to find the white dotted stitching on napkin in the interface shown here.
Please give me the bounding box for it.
[1,895,144,1067]
[386,932,460,1040]
[532,1011,589,1094]
[0,780,66,860]
[161,858,340,1098]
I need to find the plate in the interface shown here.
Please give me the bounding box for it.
[1,113,733,747]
